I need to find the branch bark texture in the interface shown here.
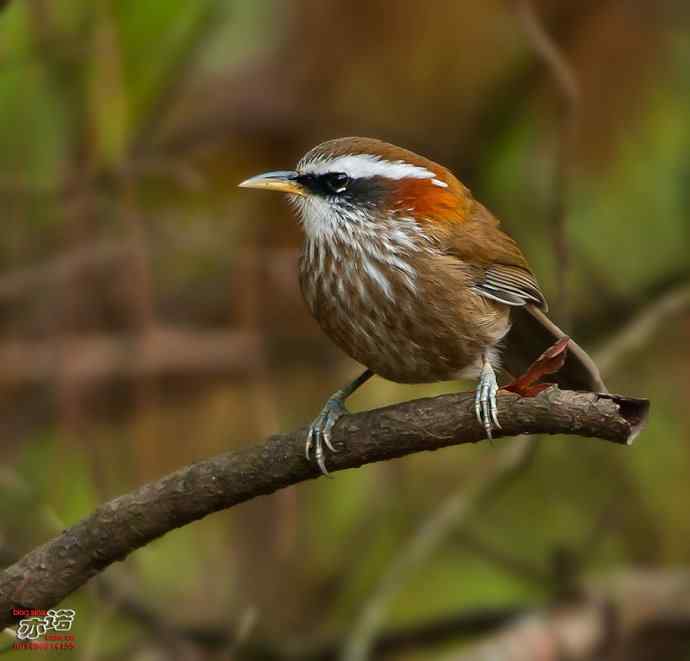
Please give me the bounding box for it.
[0,388,648,628]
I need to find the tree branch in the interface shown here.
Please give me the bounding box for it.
[0,388,648,628]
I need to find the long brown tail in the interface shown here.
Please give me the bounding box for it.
[501,304,608,393]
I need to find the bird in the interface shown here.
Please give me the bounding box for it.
[239,137,606,475]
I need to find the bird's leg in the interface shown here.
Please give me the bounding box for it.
[306,369,373,476]
[475,354,502,439]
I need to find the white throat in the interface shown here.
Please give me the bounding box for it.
[293,196,432,301]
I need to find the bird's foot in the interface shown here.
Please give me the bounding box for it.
[475,362,502,440]
[305,395,349,476]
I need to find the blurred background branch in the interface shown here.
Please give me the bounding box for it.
[594,281,690,376]
[513,0,580,328]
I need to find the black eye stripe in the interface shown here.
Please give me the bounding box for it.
[325,172,349,193]
[295,172,394,209]
[297,172,350,196]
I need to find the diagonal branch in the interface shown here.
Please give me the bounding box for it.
[594,281,690,376]
[0,388,648,629]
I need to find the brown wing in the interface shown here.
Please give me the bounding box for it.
[438,201,606,392]
[439,201,548,310]
[473,263,547,309]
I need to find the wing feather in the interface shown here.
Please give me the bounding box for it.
[436,200,548,310]
[473,264,547,310]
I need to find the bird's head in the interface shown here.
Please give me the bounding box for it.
[239,137,472,243]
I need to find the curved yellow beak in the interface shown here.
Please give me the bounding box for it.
[238,170,305,196]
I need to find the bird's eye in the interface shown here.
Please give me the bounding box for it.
[323,172,350,194]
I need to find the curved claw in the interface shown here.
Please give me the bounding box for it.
[475,361,501,440]
[314,433,330,477]
[321,413,340,453]
[490,388,502,430]
[305,428,313,461]
[305,396,349,476]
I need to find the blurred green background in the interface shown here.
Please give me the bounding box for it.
[0,1,689,659]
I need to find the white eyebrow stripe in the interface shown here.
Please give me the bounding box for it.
[302,153,438,181]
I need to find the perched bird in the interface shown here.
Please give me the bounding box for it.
[240,138,605,474]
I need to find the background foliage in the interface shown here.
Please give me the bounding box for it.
[0,1,689,659]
